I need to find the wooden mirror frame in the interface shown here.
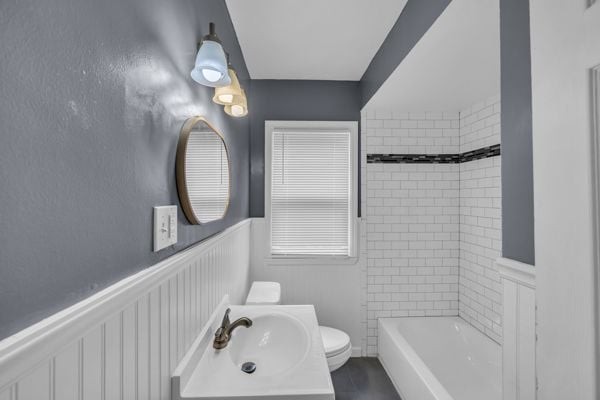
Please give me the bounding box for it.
[176,116,231,224]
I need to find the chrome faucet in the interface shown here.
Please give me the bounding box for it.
[213,308,252,349]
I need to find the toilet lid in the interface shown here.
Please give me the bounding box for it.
[320,326,351,357]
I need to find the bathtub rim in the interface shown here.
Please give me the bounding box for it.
[378,317,461,400]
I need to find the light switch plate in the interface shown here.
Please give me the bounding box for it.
[153,206,178,252]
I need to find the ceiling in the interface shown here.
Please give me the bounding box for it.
[225,0,408,80]
[364,0,500,113]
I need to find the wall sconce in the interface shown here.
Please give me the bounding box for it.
[191,23,231,87]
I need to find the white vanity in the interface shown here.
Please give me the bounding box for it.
[172,300,334,400]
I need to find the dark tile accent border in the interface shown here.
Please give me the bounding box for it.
[367,144,500,164]
[460,144,501,163]
[367,153,460,164]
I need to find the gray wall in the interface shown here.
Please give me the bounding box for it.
[499,0,535,264]
[248,80,361,217]
[359,0,451,107]
[0,0,250,339]
[0,0,537,340]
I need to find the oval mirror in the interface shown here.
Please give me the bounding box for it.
[176,116,230,224]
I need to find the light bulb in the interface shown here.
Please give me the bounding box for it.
[202,68,222,82]
[231,104,244,116]
[218,94,234,104]
[223,88,247,117]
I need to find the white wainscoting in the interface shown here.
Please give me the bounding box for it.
[0,219,251,400]
[498,257,536,400]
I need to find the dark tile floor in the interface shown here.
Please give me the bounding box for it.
[331,357,402,400]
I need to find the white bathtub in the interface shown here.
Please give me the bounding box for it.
[378,317,501,400]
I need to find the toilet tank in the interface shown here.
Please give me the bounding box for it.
[245,281,281,305]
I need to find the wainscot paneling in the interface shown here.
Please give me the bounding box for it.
[498,257,536,400]
[0,219,251,400]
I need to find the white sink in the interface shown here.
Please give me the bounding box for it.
[172,302,334,400]
[227,312,310,377]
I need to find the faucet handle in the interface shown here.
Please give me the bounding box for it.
[214,308,231,342]
[220,308,231,328]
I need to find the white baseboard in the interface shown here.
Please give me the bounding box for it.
[351,346,362,357]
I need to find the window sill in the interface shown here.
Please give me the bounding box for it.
[263,256,359,266]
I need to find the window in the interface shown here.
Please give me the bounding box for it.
[265,121,357,258]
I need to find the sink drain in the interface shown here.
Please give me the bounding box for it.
[241,362,257,374]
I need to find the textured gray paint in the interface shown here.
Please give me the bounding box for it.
[0,0,535,341]
[359,0,451,107]
[249,80,361,217]
[0,0,250,339]
[500,0,535,264]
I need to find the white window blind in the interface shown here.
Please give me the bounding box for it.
[269,128,353,256]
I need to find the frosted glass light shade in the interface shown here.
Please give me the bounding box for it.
[190,40,231,87]
[224,89,248,117]
[213,68,243,105]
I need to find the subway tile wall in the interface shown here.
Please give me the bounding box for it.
[362,111,462,355]
[458,96,502,343]
[460,95,501,152]
[365,110,460,155]
[361,95,502,354]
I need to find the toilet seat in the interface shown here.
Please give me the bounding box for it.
[320,326,351,358]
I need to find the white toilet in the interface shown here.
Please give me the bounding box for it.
[245,281,352,372]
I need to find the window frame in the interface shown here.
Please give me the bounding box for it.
[264,120,359,265]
